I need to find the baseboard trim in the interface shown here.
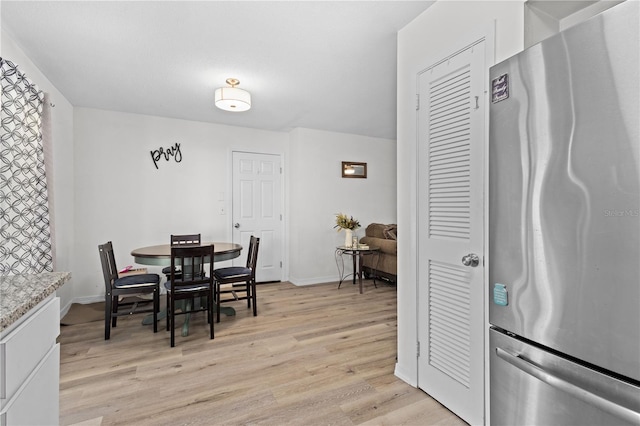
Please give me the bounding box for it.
[289,275,340,286]
[395,363,418,387]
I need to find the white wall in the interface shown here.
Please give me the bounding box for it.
[1,30,76,310]
[2,23,398,313]
[288,128,397,285]
[72,109,396,300]
[396,0,525,386]
[73,108,289,300]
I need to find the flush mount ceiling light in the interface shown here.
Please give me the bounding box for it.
[214,78,251,112]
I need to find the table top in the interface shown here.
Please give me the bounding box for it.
[336,245,380,253]
[131,242,242,266]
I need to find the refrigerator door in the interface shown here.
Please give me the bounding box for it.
[490,328,640,426]
[489,1,639,381]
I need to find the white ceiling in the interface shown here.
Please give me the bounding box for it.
[1,1,435,140]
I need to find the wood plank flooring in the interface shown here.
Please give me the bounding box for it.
[59,280,467,426]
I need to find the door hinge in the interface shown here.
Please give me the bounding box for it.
[280,167,283,174]
[416,94,420,111]
[280,214,283,221]
[417,341,421,357]
[280,261,282,268]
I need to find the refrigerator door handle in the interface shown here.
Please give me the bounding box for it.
[496,348,640,425]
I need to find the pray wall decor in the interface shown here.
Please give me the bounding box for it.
[151,142,182,169]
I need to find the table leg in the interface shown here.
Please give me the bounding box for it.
[352,254,357,285]
[335,249,344,287]
[142,302,236,326]
[142,309,166,325]
[358,253,364,294]
[182,300,192,337]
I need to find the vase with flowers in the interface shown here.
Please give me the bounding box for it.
[334,213,361,247]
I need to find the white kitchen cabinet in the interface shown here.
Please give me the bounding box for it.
[0,296,60,426]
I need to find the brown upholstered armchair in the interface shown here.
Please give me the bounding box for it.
[359,223,397,283]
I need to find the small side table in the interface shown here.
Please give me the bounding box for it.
[335,246,380,294]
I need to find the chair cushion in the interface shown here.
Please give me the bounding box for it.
[162,266,184,274]
[164,281,211,292]
[114,273,160,288]
[213,266,251,280]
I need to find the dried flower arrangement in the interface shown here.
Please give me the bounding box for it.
[334,213,360,231]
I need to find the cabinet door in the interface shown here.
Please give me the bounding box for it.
[1,344,60,426]
[0,297,59,401]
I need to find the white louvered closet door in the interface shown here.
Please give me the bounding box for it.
[417,41,485,426]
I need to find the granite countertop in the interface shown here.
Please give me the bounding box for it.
[0,272,71,332]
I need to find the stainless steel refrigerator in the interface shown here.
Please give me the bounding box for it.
[488,2,639,425]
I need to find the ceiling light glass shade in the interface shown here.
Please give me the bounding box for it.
[215,87,251,112]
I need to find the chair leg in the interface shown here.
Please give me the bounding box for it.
[216,282,221,323]
[246,280,251,309]
[111,296,119,327]
[104,295,112,340]
[208,291,214,340]
[153,289,159,333]
[251,280,257,316]
[170,297,175,347]
[166,293,171,331]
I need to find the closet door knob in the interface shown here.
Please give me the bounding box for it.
[462,253,480,267]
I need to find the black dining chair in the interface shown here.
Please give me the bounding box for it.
[164,244,215,347]
[162,233,201,281]
[213,235,260,322]
[98,241,160,340]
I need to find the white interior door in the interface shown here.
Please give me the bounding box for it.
[416,40,486,425]
[232,151,282,282]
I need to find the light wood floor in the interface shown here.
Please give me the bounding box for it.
[59,280,467,426]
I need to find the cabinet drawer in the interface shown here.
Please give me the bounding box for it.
[0,297,60,401]
[0,344,60,426]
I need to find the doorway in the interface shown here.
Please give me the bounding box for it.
[416,39,486,425]
[231,151,283,282]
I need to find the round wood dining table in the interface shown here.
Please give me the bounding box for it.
[131,242,242,336]
[131,242,242,265]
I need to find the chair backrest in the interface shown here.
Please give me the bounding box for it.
[98,241,118,291]
[169,244,214,289]
[170,233,201,246]
[246,236,260,278]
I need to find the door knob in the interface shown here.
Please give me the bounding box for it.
[234,223,240,228]
[462,253,480,267]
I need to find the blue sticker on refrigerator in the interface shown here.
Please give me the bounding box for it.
[493,283,508,306]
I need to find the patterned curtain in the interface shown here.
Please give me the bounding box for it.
[0,58,53,274]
